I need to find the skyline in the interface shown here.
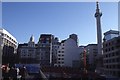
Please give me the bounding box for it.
[2,2,118,46]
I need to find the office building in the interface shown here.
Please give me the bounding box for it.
[0,28,18,65]
[103,33,120,78]
[37,34,58,67]
[85,44,98,71]
[17,35,37,64]
[57,34,80,67]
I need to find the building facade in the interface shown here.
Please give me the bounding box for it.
[79,44,98,72]
[57,40,66,67]
[0,28,18,65]
[18,34,60,67]
[37,34,55,67]
[17,35,37,64]
[57,34,80,68]
[103,34,120,78]
[85,44,98,71]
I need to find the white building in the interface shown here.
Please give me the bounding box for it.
[0,28,18,52]
[0,28,18,79]
[57,34,80,67]
[57,40,65,67]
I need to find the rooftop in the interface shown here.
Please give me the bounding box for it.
[104,30,119,36]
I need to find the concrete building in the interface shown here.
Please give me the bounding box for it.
[52,37,60,66]
[69,34,78,45]
[37,34,58,67]
[17,35,37,64]
[18,34,60,67]
[0,28,17,52]
[103,33,120,78]
[57,34,80,68]
[85,44,98,71]
[104,30,119,41]
[79,46,85,69]
[57,40,66,67]
[0,28,18,65]
[79,44,98,72]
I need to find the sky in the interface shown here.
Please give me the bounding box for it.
[2,2,118,46]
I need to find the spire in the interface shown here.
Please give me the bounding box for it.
[95,1,102,17]
[96,1,99,10]
[29,35,34,42]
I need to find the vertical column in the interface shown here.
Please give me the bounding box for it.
[95,2,102,55]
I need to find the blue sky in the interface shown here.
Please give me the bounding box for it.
[2,2,118,46]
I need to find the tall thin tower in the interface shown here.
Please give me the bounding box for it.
[95,1,102,55]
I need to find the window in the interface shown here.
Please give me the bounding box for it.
[116,52,119,56]
[109,48,111,51]
[106,65,108,68]
[46,38,49,40]
[61,58,64,60]
[1,33,4,36]
[112,53,115,56]
[109,65,111,69]
[105,49,108,52]
[116,58,119,62]
[113,65,115,68]
[111,47,114,50]
[106,43,108,47]
[41,57,43,59]
[109,59,111,63]
[112,59,115,62]
[106,54,108,58]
